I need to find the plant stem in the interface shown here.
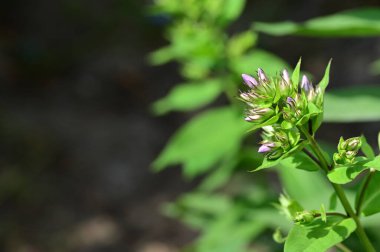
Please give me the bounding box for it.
[356,169,375,216]
[299,127,375,252]
[336,242,352,252]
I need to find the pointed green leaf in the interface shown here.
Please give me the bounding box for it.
[318,60,332,91]
[280,151,320,172]
[291,58,302,90]
[284,217,356,252]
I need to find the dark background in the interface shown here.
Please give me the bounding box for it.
[0,0,379,251]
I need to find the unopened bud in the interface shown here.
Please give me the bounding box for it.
[282,69,290,84]
[242,74,258,88]
[257,68,268,82]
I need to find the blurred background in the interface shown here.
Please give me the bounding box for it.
[1,0,380,251]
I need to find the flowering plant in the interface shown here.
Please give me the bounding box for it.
[240,61,380,252]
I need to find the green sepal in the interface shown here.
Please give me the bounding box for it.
[291,58,302,90]
[318,59,332,91]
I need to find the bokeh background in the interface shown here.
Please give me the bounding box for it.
[1,0,380,251]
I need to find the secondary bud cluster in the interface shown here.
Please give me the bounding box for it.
[239,67,325,160]
[258,126,300,160]
[333,137,362,165]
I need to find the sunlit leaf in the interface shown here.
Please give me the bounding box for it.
[284,217,356,252]
[318,59,332,91]
[227,31,257,57]
[280,151,319,172]
[361,135,376,159]
[254,8,380,37]
[218,0,246,26]
[152,79,223,115]
[152,107,249,177]
[291,58,301,90]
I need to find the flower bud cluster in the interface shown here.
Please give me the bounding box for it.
[240,67,324,160]
[294,210,317,224]
[333,137,362,165]
[258,126,300,160]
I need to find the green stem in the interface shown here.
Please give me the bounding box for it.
[336,242,352,252]
[356,169,375,216]
[300,127,375,252]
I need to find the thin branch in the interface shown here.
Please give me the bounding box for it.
[314,212,348,218]
[302,148,322,168]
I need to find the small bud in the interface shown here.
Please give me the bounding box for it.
[286,97,297,108]
[282,69,290,84]
[242,74,258,88]
[258,144,272,153]
[257,68,268,82]
[267,149,283,160]
[294,211,315,224]
[301,75,313,94]
[346,137,361,151]
[245,114,261,122]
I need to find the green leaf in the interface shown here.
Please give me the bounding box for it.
[361,135,376,159]
[279,165,333,210]
[152,107,250,177]
[152,79,223,115]
[280,151,320,172]
[359,172,380,216]
[229,49,289,76]
[284,217,356,252]
[378,132,380,151]
[327,157,380,184]
[318,60,332,91]
[291,58,302,90]
[149,46,175,65]
[253,8,380,37]
[218,0,246,26]
[324,85,380,122]
[227,31,257,57]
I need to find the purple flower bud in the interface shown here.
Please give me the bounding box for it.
[257,68,268,82]
[286,97,296,108]
[282,69,290,84]
[301,75,313,93]
[242,74,258,88]
[258,144,272,153]
[245,114,261,122]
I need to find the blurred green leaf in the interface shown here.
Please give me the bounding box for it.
[152,79,223,115]
[279,166,333,210]
[324,85,380,122]
[229,49,289,76]
[284,217,356,252]
[227,31,257,58]
[254,8,380,37]
[149,46,175,65]
[153,107,249,177]
[358,172,380,216]
[217,0,246,26]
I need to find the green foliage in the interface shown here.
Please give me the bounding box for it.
[152,79,223,115]
[151,1,380,251]
[284,217,356,252]
[153,107,249,177]
[253,8,380,37]
[328,156,380,184]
